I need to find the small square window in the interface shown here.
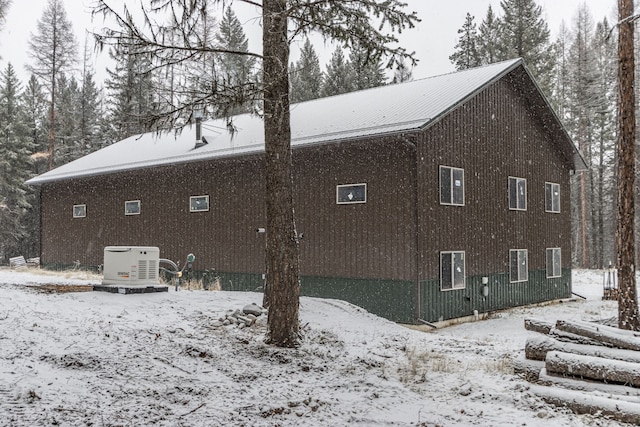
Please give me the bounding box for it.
[125,200,141,215]
[509,177,527,211]
[440,251,465,290]
[546,248,561,278]
[440,166,464,206]
[545,182,560,213]
[337,183,366,204]
[190,195,210,212]
[73,204,86,218]
[509,249,528,283]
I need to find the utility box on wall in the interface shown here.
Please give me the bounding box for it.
[102,246,160,286]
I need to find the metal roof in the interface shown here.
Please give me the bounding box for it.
[27,58,584,185]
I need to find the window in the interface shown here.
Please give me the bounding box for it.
[125,200,141,215]
[440,166,464,206]
[510,249,528,283]
[440,251,465,290]
[337,183,367,204]
[73,204,86,218]
[509,177,527,210]
[190,195,209,212]
[546,248,561,278]
[545,182,560,213]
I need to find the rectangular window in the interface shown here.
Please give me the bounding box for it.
[545,182,560,213]
[125,200,141,215]
[337,183,367,204]
[510,249,528,283]
[440,166,464,206]
[73,204,86,218]
[509,177,527,211]
[546,248,561,278]
[190,195,209,212]
[440,251,465,291]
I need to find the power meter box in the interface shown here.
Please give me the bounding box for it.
[102,246,160,286]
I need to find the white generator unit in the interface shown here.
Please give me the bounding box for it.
[102,246,160,286]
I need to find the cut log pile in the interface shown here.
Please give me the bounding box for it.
[516,318,640,424]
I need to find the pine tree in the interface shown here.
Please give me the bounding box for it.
[26,0,77,169]
[350,43,387,90]
[0,0,11,39]
[449,13,481,70]
[214,6,256,115]
[0,63,33,260]
[392,55,413,83]
[321,46,354,97]
[497,0,555,93]
[477,6,501,65]
[290,39,323,103]
[22,75,48,172]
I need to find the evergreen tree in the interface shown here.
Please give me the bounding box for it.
[497,0,555,93]
[214,6,256,115]
[350,43,387,90]
[321,46,354,97]
[22,75,48,170]
[449,13,481,70]
[290,39,323,103]
[477,6,501,65]
[0,63,33,260]
[26,0,77,169]
[392,55,413,83]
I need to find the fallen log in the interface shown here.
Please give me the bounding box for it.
[545,351,640,387]
[571,319,640,339]
[549,328,612,347]
[530,384,640,424]
[513,357,544,381]
[556,320,640,351]
[526,335,640,364]
[524,318,554,335]
[538,368,640,401]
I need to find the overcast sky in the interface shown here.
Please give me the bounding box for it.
[0,0,618,85]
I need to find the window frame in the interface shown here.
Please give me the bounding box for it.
[73,204,86,218]
[190,195,210,212]
[124,200,141,216]
[440,251,466,291]
[546,247,562,278]
[439,165,465,206]
[336,183,367,205]
[509,249,528,283]
[545,182,561,213]
[508,176,527,211]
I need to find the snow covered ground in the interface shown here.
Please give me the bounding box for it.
[0,268,629,426]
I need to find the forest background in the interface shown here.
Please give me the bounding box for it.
[0,0,624,271]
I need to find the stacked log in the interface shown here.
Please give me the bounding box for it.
[518,318,640,424]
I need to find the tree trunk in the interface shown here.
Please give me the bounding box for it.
[526,334,640,363]
[531,384,640,424]
[617,0,640,331]
[538,368,640,399]
[262,0,301,347]
[555,319,640,350]
[524,317,554,335]
[545,350,640,387]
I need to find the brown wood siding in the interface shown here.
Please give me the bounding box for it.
[41,138,417,282]
[418,75,572,282]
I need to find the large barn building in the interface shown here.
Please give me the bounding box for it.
[27,59,586,324]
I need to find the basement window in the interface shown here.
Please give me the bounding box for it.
[440,166,464,206]
[510,249,528,283]
[440,251,465,291]
[545,182,560,213]
[337,183,367,204]
[125,200,141,215]
[509,177,527,211]
[190,195,210,212]
[73,204,86,218]
[546,248,562,278]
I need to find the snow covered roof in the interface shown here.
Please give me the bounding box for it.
[27,58,585,186]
